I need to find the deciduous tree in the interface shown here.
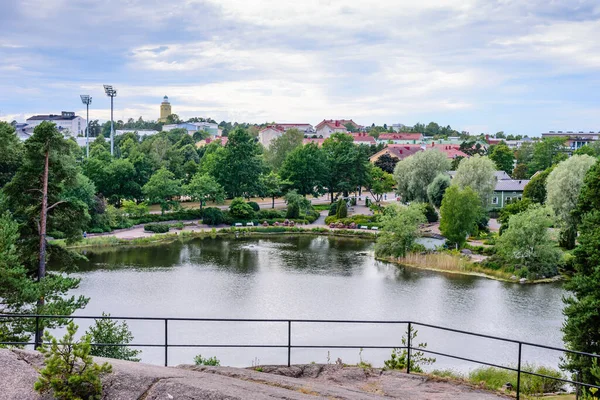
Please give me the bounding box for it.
[394,150,450,202]
[427,173,451,208]
[0,121,23,188]
[265,128,305,170]
[374,153,399,174]
[452,155,496,205]
[184,173,225,209]
[489,143,514,174]
[142,168,181,213]
[439,186,481,248]
[374,203,426,258]
[280,143,327,197]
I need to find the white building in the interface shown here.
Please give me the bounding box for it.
[258,126,285,148]
[163,122,219,136]
[116,129,160,138]
[25,111,86,136]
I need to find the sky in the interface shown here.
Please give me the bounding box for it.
[1,0,600,136]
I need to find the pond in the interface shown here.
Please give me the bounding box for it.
[63,235,566,371]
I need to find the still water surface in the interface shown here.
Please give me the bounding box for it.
[68,235,566,370]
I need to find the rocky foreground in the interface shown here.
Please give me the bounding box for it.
[0,349,509,399]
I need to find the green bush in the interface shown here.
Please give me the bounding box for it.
[144,223,170,233]
[229,197,255,220]
[286,202,300,219]
[86,313,141,361]
[336,200,348,218]
[468,365,563,395]
[194,354,221,366]
[202,207,224,225]
[171,221,184,230]
[34,322,112,400]
[304,209,320,223]
[423,203,438,223]
[328,202,338,216]
[384,327,435,373]
[247,201,260,212]
[130,208,203,225]
[257,209,285,220]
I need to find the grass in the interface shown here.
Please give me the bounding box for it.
[430,365,566,397]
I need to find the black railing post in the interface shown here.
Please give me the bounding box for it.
[34,316,40,350]
[516,342,522,400]
[287,320,291,367]
[164,319,168,367]
[407,322,412,374]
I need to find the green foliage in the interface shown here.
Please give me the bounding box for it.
[489,143,514,174]
[184,173,225,209]
[375,203,426,258]
[322,133,369,202]
[384,326,435,373]
[512,163,529,179]
[264,128,305,170]
[530,136,568,175]
[194,354,221,366]
[286,202,300,219]
[144,223,170,233]
[142,167,181,213]
[280,143,327,196]
[497,205,562,277]
[259,172,289,208]
[498,198,532,234]
[422,203,438,223]
[546,155,596,249]
[394,149,451,202]
[328,202,338,216]
[229,197,255,220]
[439,186,482,248]
[523,165,553,204]
[86,313,141,361]
[452,155,497,204]
[247,201,260,212]
[374,153,399,174]
[467,365,563,395]
[122,200,149,219]
[365,165,395,203]
[426,173,451,208]
[336,199,348,219]
[562,160,600,390]
[202,207,224,225]
[0,121,23,187]
[34,322,112,400]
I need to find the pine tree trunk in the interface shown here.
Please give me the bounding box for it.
[35,146,49,347]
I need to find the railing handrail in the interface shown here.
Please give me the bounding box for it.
[2,313,599,399]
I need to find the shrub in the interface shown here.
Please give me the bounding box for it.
[247,201,260,212]
[304,209,320,223]
[257,209,284,220]
[468,365,563,395]
[336,200,348,218]
[286,202,300,219]
[202,207,224,225]
[171,221,184,230]
[423,203,438,223]
[384,326,435,373]
[129,208,203,225]
[144,223,170,233]
[229,197,255,220]
[328,202,338,216]
[34,322,112,400]
[122,200,149,218]
[194,354,221,366]
[86,313,141,361]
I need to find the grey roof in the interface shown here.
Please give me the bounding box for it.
[448,170,512,180]
[27,113,78,121]
[495,179,529,191]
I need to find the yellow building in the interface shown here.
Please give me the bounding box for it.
[159,95,172,122]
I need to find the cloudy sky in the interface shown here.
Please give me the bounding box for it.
[1,0,600,135]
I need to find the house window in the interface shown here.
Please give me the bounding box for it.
[506,197,511,203]
[492,197,498,205]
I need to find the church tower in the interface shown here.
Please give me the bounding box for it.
[159,96,172,122]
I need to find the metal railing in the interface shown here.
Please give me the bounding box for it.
[1,314,599,399]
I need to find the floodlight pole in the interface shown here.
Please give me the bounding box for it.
[80,95,92,158]
[103,85,117,156]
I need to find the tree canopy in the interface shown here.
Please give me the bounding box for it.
[452,155,496,205]
[439,185,481,248]
[394,150,450,202]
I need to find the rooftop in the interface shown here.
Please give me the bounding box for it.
[27,111,78,121]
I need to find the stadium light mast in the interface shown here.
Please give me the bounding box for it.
[103,85,117,156]
[80,95,92,158]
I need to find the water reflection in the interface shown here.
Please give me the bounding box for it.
[55,235,565,370]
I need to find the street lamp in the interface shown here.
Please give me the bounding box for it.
[80,95,92,158]
[103,85,117,156]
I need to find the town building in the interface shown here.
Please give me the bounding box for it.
[163,122,219,136]
[25,111,86,136]
[369,144,468,164]
[315,119,361,138]
[159,96,172,123]
[196,136,229,148]
[352,133,376,145]
[257,123,313,147]
[116,129,160,138]
[541,131,599,150]
[377,132,424,144]
[447,170,529,208]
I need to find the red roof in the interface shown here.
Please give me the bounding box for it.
[315,119,360,130]
[371,144,467,161]
[353,133,376,144]
[378,132,424,141]
[260,125,285,133]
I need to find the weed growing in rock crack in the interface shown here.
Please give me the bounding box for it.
[194,354,220,366]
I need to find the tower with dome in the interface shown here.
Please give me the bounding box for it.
[159,95,172,122]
